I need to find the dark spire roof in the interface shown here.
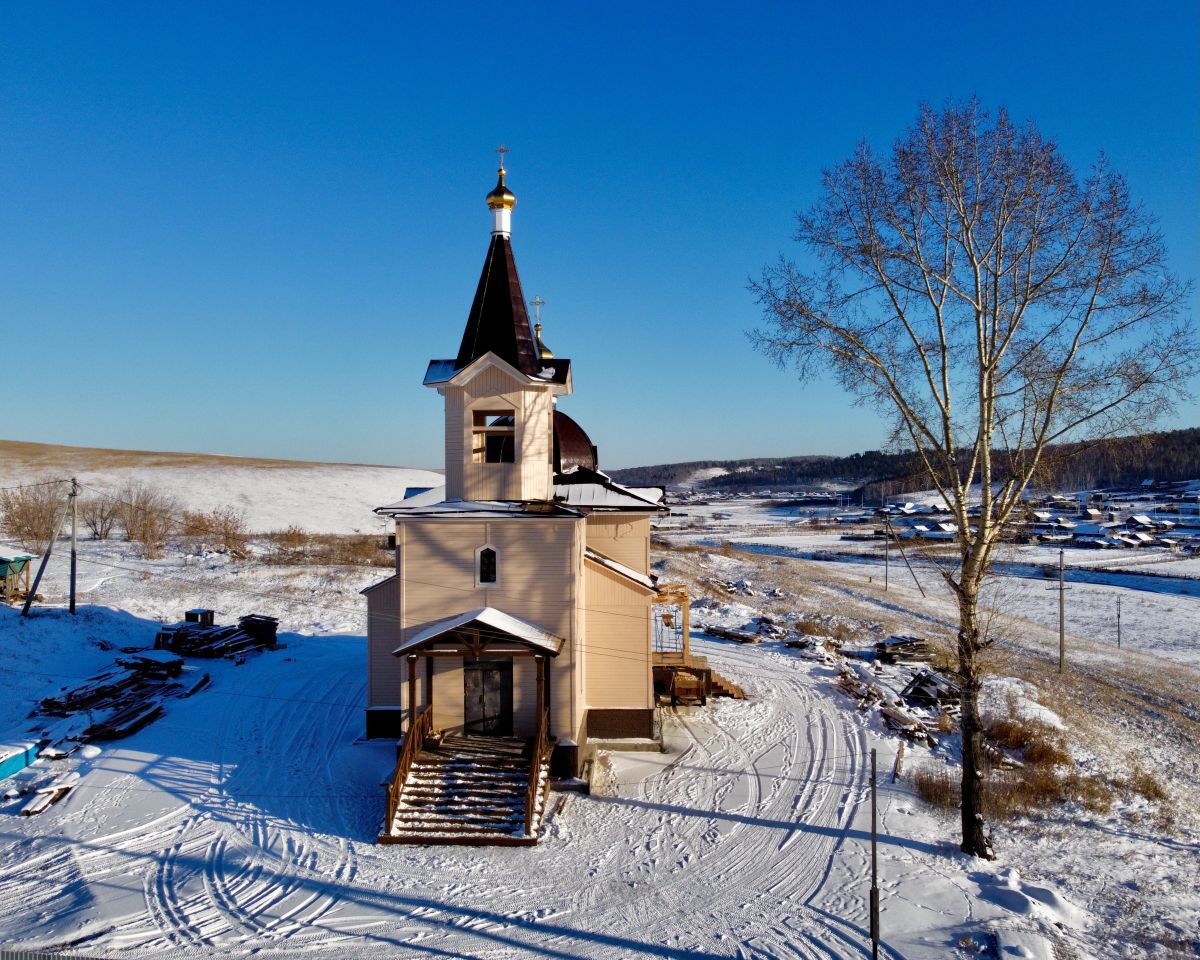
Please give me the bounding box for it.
[454,235,540,375]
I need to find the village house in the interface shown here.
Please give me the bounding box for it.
[363,156,677,842]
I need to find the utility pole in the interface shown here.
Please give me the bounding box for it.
[1058,548,1066,675]
[69,478,79,615]
[870,747,880,960]
[1116,596,1121,650]
[21,491,72,617]
[883,519,890,592]
[892,528,928,599]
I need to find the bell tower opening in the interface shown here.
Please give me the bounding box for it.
[472,410,516,463]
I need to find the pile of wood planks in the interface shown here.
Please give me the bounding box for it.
[699,624,762,644]
[874,635,931,664]
[37,650,204,743]
[836,663,935,745]
[901,669,961,710]
[156,613,279,659]
[19,771,80,817]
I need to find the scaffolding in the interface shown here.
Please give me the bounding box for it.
[652,583,691,662]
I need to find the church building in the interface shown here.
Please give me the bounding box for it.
[364,155,667,814]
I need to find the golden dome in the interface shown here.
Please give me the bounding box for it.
[534,322,554,360]
[486,166,517,210]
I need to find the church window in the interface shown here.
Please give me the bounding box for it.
[472,410,515,463]
[478,547,498,584]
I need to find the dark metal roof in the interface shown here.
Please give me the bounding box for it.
[553,410,598,473]
[455,235,540,376]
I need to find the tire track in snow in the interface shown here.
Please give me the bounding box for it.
[543,640,867,959]
[171,648,364,947]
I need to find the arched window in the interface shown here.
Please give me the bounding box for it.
[478,547,498,585]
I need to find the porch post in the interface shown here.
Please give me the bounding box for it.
[407,654,417,733]
[535,654,546,731]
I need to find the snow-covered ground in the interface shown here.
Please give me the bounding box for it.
[0,472,1197,958]
[662,494,1200,666]
[0,439,441,533]
[0,569,1116,959]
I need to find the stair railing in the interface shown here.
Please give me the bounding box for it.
[524,708,551,837]
[386,705,433,832]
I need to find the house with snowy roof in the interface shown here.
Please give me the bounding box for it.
[364,156,667,843]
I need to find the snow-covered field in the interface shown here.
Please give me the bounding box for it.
[0,466,1197,958]
[0,439,441,533]
[665,495,1200,666]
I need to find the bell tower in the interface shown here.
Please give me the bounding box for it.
[423,151,572,503]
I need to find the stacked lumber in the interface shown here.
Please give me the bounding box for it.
[86,701,165,740]
[238,614,279,647]
[836,664,935,745]
[875,635,931,664]
[116,650,185,679]
[40,670,141,716]
[700,624,762,644]
[901,669,961,709]
[38,656,188,742]
[670,671,706,706]
[157,611,279,658]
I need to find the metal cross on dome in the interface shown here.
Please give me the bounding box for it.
[531,296,545,323]
[496,143,509,170]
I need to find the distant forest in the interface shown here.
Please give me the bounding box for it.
[608,427,1200,497]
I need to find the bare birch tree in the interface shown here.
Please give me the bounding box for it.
[752,100,1195,858]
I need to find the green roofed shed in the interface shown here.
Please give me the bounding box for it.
[0,551,35,602]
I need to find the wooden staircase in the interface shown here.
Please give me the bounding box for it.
[710,670,746,700]
[380,734,551,846]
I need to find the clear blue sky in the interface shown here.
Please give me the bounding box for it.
[3,2,1197,470]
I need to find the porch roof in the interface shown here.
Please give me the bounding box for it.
[393,607,564,658]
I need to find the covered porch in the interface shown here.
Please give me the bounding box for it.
[382,607,562,845]
[392,607,563,741]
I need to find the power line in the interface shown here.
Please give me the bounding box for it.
[67,553,683,667]
[0,661,367,712]
[45,554,676,670]
[0,477,72,492]
[65,479,671,626]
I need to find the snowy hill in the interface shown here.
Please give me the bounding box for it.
[0,439,442,534]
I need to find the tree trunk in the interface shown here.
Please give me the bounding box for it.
[957,584,995,859]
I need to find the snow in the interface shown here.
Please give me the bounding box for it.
[0,475,1196,957]
[0,444,442,534]
[585,547,657,589]
[396,606,564,655]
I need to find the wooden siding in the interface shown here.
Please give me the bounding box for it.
[582,562,653,711]
[394,516,584,738]
[409,656,541,738]
[430,657,464,731]
[585,515,651,574]
[443,365,555,502]
[443,387,465,498]
[366,575,402,709]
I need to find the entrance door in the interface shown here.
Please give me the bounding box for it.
[463,659,513,735]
